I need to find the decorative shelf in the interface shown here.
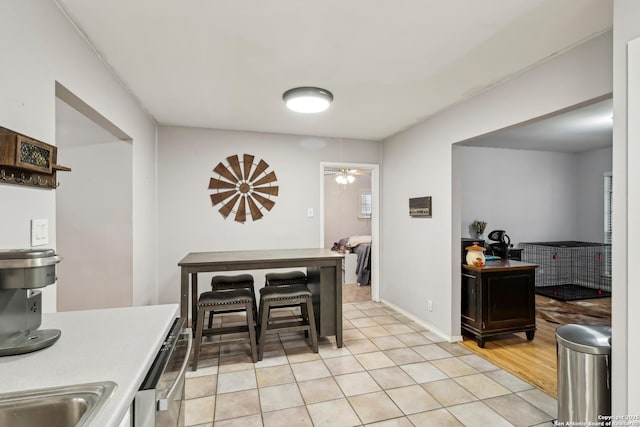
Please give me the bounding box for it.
[0,127,71,189]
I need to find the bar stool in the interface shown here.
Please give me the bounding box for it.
[192,288,258,370]
[257,285,318,361]
[265,271,307,287]
[209,274,257,327]
[264,271,309,331]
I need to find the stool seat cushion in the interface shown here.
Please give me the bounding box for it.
[198,289,254,306]
[260,285,311,300]
[211,274,254,287]
[265,271,307,286]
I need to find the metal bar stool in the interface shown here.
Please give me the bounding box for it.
[209,274,257,327]
[192,288,258,370]
[257,285,318,361]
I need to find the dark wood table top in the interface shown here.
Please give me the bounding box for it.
[179,248,344,267]
[462,259,538,273]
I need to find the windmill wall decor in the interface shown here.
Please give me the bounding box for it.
[208,154,279,223]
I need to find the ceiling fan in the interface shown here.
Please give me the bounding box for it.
[323,168,370,184]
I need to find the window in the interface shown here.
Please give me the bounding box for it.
[604,173,612,277]
[359,191,372,219]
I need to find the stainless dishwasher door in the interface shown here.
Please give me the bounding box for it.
[135,319,192,427]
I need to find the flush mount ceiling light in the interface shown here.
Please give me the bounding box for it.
[283,87,333,114]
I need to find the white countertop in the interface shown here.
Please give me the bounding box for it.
[0,304,179,427]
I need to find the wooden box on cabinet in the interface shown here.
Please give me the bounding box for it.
[461,260,537,348]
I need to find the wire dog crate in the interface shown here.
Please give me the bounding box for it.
[520,241,612,301]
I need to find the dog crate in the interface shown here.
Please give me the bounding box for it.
[520,241,611,301]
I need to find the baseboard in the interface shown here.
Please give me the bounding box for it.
[380,298,461,343]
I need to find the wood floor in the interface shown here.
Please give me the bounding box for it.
[459,295,611,398]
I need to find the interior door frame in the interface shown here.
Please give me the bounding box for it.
[55,82,133,311]
[319,161,380,302]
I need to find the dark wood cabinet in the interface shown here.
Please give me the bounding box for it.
[461,260,537,347]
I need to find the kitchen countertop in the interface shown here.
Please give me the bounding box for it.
[0,303,179,427]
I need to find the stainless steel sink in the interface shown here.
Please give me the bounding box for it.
[0,381,117,427]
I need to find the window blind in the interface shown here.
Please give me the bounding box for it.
[359,192,372,219]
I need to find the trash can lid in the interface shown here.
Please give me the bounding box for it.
[556,324,611,355]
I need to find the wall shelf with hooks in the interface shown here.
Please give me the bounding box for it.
[0,127,71,189]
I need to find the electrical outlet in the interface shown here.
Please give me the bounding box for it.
[427,300,433,312]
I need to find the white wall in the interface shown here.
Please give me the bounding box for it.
[575,147,612,242]
[324,174,372,248]
[459,146,612,246]
[612,0,640,414]
[381,31,612,339]
[55,100,133,311]
[157,127,380,304]
[0,2,157,310]
[460,147,579,244]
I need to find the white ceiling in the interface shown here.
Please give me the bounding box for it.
[55,0,612,141]
[461,98,613,153]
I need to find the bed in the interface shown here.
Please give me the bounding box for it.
[332,235,371,286]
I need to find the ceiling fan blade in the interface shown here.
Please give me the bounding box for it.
[210,189,237,205]
[208,177,236,190]
[213,162,238,183]
[226,155,243,181]
[252,171,277,186]
[218,194,240,218]
[243,154,255,180]
[253,186,279,196]
[235,196,247,222]
[249,159,269,182]
[247,195,263,220]
[251,192,276,211]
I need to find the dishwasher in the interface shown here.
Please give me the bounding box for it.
[134,317,192,427]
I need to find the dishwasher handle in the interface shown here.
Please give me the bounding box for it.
[158,328,192,411]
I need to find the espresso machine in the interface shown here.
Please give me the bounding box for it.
[0,249,61,356]
[486,230,511,259]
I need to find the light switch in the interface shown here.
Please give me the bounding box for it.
[307,208,314,217]
[31,219,49,247]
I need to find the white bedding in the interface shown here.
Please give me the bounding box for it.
[348,235,372,247]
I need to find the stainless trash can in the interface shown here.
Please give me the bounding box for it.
[556,324,611,423]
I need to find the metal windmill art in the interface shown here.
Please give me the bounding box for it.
[208,154,279,222]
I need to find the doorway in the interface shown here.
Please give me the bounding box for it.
[320,162,380,302]
[452,95,613,397]
[55,84,133,311]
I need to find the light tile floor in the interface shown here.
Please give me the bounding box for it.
[184,301,557,426]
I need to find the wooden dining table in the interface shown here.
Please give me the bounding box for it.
[178,248,345,347]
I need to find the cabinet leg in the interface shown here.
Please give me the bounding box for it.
[477,338,485,348]
[526,330,535,341]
